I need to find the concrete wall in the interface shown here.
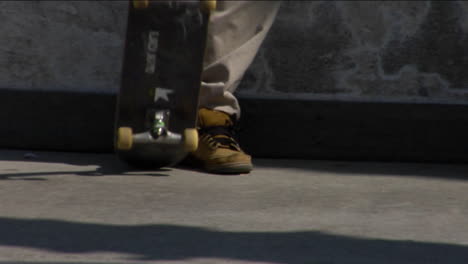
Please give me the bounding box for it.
[238,1,468,104]
[1,1,468,104]
[2,1,468,162]
[0,1,126,93]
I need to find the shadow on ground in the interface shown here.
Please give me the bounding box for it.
[2,149,468,181]
[0,149,171,179]
[0,217,467,263]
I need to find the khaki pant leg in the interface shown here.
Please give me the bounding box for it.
[199,0,280,118]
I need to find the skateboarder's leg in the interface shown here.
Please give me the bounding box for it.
[189,1,280,174]
[199,0,281,118]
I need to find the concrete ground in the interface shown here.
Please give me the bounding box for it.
[0,149,468,264]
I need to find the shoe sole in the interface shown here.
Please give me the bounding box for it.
[206,163,253,175]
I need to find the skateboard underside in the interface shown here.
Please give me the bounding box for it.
[115,0,214,168]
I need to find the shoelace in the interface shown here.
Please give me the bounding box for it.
[199,126,241,151]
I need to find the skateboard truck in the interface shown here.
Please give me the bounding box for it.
[117,110,198,153]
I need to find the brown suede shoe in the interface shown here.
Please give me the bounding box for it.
[188,108,253,174]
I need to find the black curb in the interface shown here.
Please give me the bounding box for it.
[1,89,468,163]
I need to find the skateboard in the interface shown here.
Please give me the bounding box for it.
[115,0,216,168]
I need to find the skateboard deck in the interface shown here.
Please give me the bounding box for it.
[115,0,215,168]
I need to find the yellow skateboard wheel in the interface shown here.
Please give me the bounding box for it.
[117,127,133,150]
[133,0,149,9]
[201,0,217,13]
[184,128,198,152]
